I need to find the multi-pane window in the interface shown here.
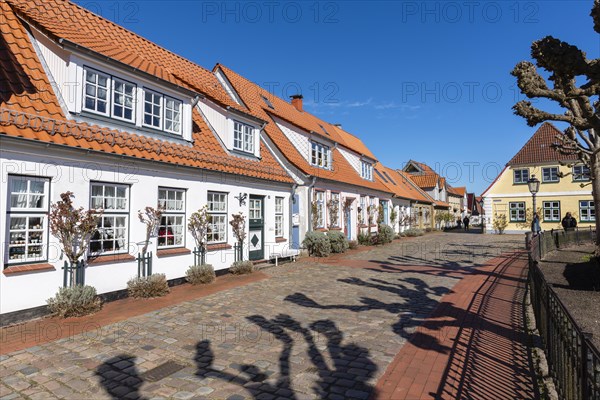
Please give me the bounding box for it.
[249,198,262,220]
[157,188,185,248]
[233,121,254,153]
[144,90,162,129]
[112,78,135,122]
[361,161,373,180]
[315,191,325,228]
[6,176,50,265]
[513,169,529,184]
[542,166,559,183]
[275,197,284,237]
[207,192,227,243]
[311,141,330,169]
[573,165,590,182]
[543,201,560,222]
[509,202,526,222]
[330,192,340,227]
[164,97,182,134]
[82,66,185,135]
[360,195,366,224]
[580,200,595,222]
[89,183,129,254]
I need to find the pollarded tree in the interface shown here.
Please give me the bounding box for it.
[511,0,600,251]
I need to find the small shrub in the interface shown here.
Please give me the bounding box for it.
[229,260,255,275]
[398,231,407,237]
[303,231,331,257]
[47,285,102,318]
[186,264,216,285]
[425,227,433,232]
[127,273,170,299]
[377,224,394,245]
[357,231,371,246]
[404,228,424,237]
[493,214,508,234]
[348,240,359,249]
[328,231,349,253]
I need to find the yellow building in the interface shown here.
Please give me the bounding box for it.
[482,123,594,234]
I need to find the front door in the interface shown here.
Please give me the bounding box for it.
[344,199,353,240]
[248,195,264,260]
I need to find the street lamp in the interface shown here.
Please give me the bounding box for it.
[479,198,485,233]
[527,174,540,217]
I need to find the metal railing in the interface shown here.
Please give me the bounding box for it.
[527,228,600,399]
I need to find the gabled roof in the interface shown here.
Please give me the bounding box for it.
[0,0,293,183]
[447,186,466,197]
[330,125,377,160]
[408,174,439,189]
[5,0,259,119]
[507,122,578,166]
[216,64,392,194]
[375,165,433,203]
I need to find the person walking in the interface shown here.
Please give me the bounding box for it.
[463,215,470,231]
[531,213,541,236]
[561,212,577,231]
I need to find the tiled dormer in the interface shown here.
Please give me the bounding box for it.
[30,27,194,142]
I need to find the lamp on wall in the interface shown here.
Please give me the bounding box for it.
[235,193,247,207]
[479,198,485,234]
[527,174,540,215]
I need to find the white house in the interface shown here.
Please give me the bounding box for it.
[215,65,394,244]
[0,0,296,318]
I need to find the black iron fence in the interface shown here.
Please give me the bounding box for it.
[137,252,152,277]
[527,228,600,400]
[62,260,85,287]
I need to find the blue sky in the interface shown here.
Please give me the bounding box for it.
[75,0,598,194]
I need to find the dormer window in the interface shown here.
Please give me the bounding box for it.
[361,161,373,180]
[233,121,254,153]
[311,141,330,169]
[82,66,183,136]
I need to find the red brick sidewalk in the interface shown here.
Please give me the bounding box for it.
[373,251,537,400]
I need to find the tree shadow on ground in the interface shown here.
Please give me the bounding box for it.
[561,259,600,290]
[95,355,146,400]
[194,315,377,399]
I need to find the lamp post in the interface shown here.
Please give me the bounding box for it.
[479,198,485,234]
[527,174,540,230]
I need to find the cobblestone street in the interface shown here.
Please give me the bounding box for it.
[0,232,523,400]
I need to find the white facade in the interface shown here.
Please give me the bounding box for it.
[0,139,292,314]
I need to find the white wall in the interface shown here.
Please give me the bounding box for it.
[273,117,312,164]
[0,140,291,313]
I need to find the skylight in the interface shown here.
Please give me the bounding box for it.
[375,169,388,183]
[261,95,275,109]
[383,171,397,185]
[319,124,330,136]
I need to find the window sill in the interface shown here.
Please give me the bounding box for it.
[3,263,55,276]
[359,224,368,228]
[275,237,287,243]
[88,253,136,265]
[316,228,328,232]
[206,243,232,251]
[328,227,343,231]
[157,247,191,258]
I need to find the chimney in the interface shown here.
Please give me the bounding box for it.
[290,94,303,112]
[333,123,342,130]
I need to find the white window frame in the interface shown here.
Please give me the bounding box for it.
[513,168,529,184]
[207,192,227,244]
[542,166,559,183]
[580,200,595,222]
[509,202,526,222]
[275,197,284,237]
[158,188,186,249]
[310,141,330,169]
[83,67,110,117]
[89,182,129,255]
[330,192,341,228]
[5,176,50,265]
[315,191,325,228]
[233,120,255,153]
[143,89,163,130]
[361,161,373,180]
[542,201,560,222]
[112,76,136,123]
[164,96,182,135]
[573,165,590,182]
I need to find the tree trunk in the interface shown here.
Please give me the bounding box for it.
[591,153,600,256]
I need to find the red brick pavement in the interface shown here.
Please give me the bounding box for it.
[373,251,537,400]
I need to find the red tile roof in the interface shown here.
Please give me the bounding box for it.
[375,165,433,203]
[447,186,466,197]
[0,0,293,183]
[408,174,439,189]
[217,64,392,194]
[507,122,578,166]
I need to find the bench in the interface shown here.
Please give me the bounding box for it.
[270,249,300,266]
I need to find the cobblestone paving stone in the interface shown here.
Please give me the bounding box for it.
[0,232,522,399]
